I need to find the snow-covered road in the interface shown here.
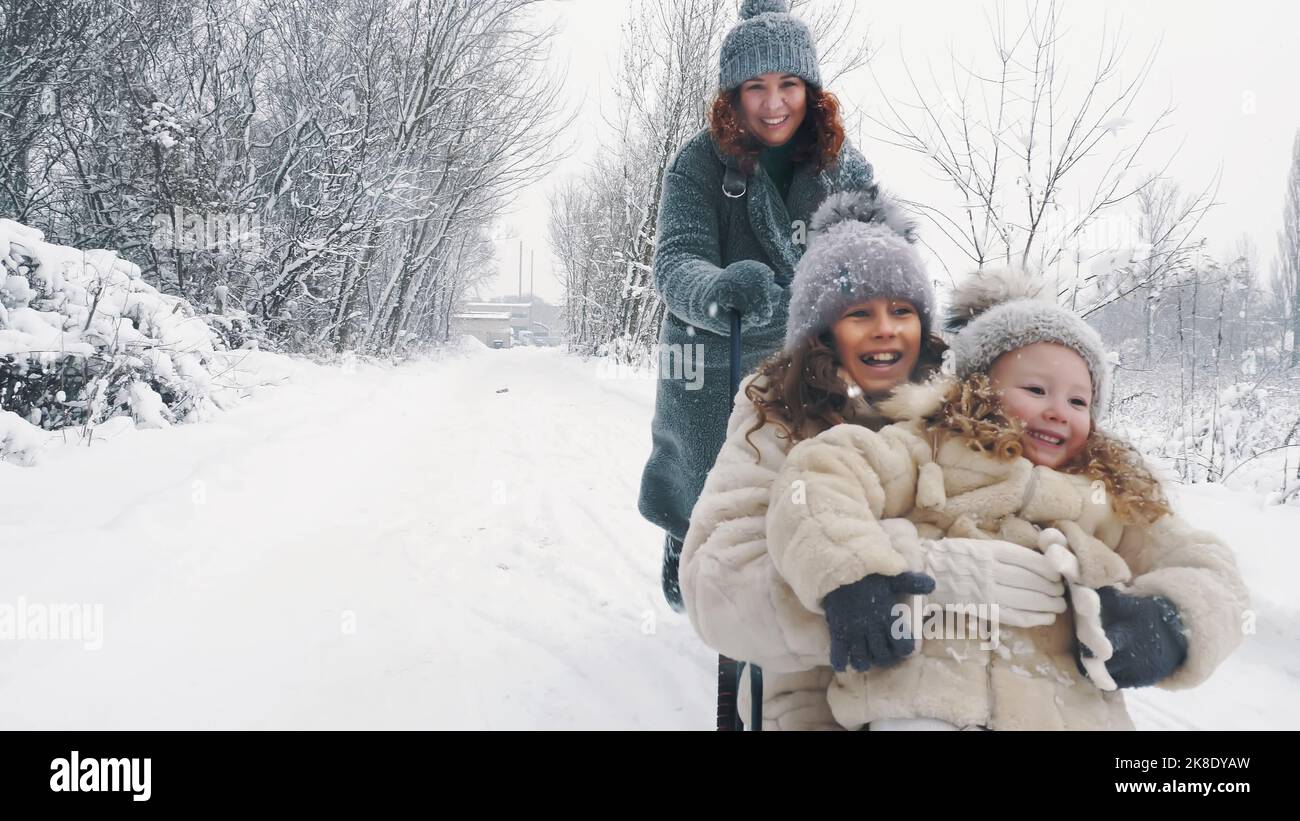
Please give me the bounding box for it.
[0,342,711,728]
[1,342,1294,728]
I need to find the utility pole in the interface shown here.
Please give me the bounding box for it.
[529,249,535,337]
[517,240,523,301]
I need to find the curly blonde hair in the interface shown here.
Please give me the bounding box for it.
[926,374,1172,525]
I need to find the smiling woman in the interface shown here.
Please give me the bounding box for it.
[637,0,875,612]
[709,75,846,207]
[738,74,807,147]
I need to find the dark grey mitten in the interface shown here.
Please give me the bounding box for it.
[705,260,782,330]
[1076,585,1189,688]
[823,572,935,673]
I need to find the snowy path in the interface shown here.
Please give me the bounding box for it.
[1,342,1295,729]
[1121,483,1300,731]
[0,343,712,729]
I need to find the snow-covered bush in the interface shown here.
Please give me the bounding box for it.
[199,285,268,352]
[0,218,231,463]
[1157,383,1291,481]
[1106,361,1300,505]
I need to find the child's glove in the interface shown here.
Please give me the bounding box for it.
[1039,528,1189,690]
[1080,586,1189,689]
[823,572,935,673]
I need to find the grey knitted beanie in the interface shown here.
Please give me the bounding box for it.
[944,268,1112,420]
[784,186,935,352]
[719,0,821,92]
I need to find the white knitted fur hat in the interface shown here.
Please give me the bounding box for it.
[945,268,1112,420]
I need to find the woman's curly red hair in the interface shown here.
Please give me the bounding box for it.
[708,82,846,175]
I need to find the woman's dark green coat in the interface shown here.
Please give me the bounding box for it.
[637,126,873,542]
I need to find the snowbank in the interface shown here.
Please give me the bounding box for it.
[0,219,228,463]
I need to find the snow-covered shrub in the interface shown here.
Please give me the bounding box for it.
[139,100,189,152]
[594,333,658,372]
[1107,359,1300,505]
[1157,383,1282,481]
[0,218,230,462]
[200,285,268,351]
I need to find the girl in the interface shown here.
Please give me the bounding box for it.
[767,268,1251,730]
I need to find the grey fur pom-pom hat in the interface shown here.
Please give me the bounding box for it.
[945,268,1113,420]
[784,185,935,352]
[719,0,821,92]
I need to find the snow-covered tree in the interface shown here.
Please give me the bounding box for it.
[1277,129,1300,366]
[1,0,566,357]
[872,0,1187,297]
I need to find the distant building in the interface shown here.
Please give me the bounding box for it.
[451,312,512,348]
[462,300,558,346]
[464,302,531,335]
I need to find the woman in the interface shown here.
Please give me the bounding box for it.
[680,189,1072,729]
[639,0,874,609]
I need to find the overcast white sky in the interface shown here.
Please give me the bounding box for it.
[482,0,1300,305]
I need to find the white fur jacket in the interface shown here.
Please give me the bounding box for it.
[682,374,1250,730]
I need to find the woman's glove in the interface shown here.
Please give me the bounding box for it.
[703,260,784,331]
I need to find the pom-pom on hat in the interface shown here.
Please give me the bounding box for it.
[719,0,821,92]
[784,185,934,352]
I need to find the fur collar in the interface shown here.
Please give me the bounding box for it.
[874,373,955,421]
[834,368,955,426]
[744,369,953,439]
